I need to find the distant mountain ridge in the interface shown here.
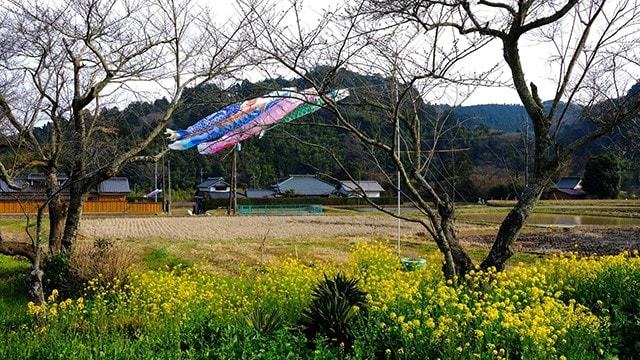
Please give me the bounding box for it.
[446,101,586,134]
[452,104,528,132]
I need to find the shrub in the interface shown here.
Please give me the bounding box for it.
[582,154,622,199]
[69,239,135,291]
[201,196,397,210]
[43,252,73,296]
[44,239,136,296]
[299,273,367,352]
[549,252,640,359]
[246,306,282,335]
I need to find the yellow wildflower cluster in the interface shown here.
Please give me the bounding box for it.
[28,289,85,322]
[29,243,640,358]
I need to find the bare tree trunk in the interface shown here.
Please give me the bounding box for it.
[46,170,67,255]
[61,184,84,252]
[438,201,473,279]
[48,196,67,254]
[481,181,546,271]
[28,209,45,304]
[0,241,36,264]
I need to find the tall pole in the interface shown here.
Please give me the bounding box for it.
[523,118,530,187]
[393,56,401,257]
[161,154,166,212]
[168,159,172,215]
[228,144,238,216]
[396,127,401,257]
[154,160,158,203]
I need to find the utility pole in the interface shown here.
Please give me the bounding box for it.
[167,159,172,215]
[392,54,401,258]
[161,154,166,212]
[154,160,158,203]
[228,144,238,216]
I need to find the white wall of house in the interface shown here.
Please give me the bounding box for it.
[364,191,381,198]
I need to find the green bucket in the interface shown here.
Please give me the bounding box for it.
[401,257,426,271]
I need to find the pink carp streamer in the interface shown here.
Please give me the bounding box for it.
[196,89,318,155]
[166,90,290,151]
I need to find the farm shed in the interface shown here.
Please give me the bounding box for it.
[88,177,131,202]
[542,176,586,200]
[338,180,385,198]
[195,177,231,199]
[271,175,336,196]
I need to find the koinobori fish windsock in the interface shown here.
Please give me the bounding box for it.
[258,88,349,138]
[196,89,317,155]
[166,90,295,150]
[196,89,349,155]
[164,102,242,142]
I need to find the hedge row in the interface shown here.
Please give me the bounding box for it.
[201,196,397,210]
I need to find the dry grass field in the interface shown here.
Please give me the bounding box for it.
[78,215,493,271]
[80,215,429,241]
[77,214,640,273]
[3,201,639,273]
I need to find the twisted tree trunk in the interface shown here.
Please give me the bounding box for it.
[438,202,474,279]
[46,170,67,255]
[0,241,36,264]
[61,184,84,252]
[29,208,46,304]
[481,181,547,271]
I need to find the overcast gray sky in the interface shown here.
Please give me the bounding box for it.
[229,0,586,106]
[108,0,640,108]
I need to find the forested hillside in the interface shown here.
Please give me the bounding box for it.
[94,70,639,199]
[449,101,584,136]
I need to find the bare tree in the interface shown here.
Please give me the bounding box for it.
[0,0,249,297]
[243,0,640,278]
[241,0,499,278]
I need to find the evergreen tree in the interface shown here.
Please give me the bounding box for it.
[582,154,621,199]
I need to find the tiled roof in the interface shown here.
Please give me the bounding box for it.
[556,188,586,196]
[197,177,228,190]
[97,177,131,193]
[339,180,384,192]
[274,175,336,196]
[246,189,276,198]
[556,176,582,190]
[0,179,29,193]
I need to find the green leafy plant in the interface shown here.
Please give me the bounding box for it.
[299,273,367,352]
[43,251,73,296]
[247,306,282,335]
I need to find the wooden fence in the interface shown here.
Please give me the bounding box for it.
[0,200,162,214]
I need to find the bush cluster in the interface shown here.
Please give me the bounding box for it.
[44,239,136,297]
[202,196,398,210]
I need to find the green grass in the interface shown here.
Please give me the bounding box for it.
[142,248,193,270]
[0,218,38,233]
[0,217,51,241]
[0,255,31,328]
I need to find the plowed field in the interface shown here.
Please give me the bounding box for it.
[80,215,425,241]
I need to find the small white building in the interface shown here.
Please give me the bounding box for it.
[196,177,230,199]
[338,180,385,198]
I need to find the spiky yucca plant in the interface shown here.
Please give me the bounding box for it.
[299,273,367,351]
[246,306,282,335]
